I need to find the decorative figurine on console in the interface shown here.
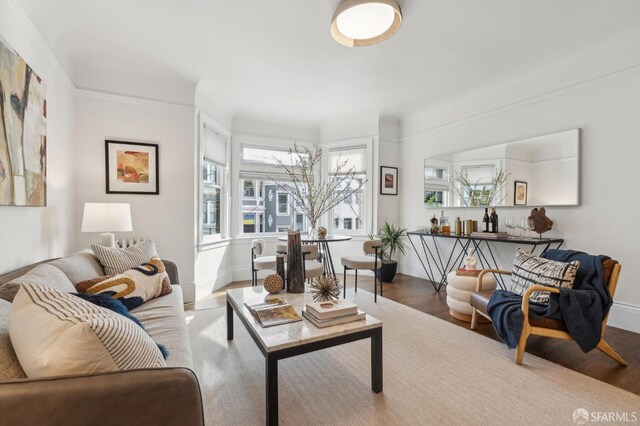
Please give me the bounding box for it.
[528,207,553,239]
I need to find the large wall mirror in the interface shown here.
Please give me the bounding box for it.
[424,129,580,208]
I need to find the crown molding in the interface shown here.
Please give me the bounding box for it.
[6,0,75,91]
[75,88,195,109]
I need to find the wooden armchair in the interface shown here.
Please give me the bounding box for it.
[469,260,626,366]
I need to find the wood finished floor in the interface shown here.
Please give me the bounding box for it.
[185,273,639,396]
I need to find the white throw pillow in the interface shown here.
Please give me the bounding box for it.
[91,239,158,275]
[9,283,166,378]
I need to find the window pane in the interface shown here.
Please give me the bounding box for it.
[243,213,256,233]
[202,187,220,235]
[243,180,255,197]
[241,179,308,234]
[277,193,289,215]
[332,174,364,232]
[242,146,306,166]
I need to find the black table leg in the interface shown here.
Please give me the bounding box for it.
[226,299,234,341]
[371,328,383,393]
[266,354,279,425]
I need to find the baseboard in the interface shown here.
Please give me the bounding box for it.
[180,282,196,304]
[193,269,232,301]
[608,302,640,334]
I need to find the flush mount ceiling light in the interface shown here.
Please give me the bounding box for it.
[331,0,403,47]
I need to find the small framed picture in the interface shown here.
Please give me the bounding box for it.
[380,166,398,196]
[514,181,528,205]
[105,140,159,194]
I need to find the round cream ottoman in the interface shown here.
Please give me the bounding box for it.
[446,271,497,323]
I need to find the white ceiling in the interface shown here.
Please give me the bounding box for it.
[15,0,640,128]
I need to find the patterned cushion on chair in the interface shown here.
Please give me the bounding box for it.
[510,248,579,304]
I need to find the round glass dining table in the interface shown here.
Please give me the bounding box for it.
[276,234,352,278]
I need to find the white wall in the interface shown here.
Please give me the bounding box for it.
[73,92,197,301]
[399,65,640,332]
[0,0,76,273]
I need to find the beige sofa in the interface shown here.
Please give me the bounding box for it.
[0,250,204,426]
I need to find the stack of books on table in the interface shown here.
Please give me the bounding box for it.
[302,300,366,328]
[470,232,509,239]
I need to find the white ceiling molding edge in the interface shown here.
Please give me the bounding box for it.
[5,0,75,91]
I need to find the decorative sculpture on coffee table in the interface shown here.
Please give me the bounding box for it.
[309,275,341,302]
[528,207,553,239]
[263,274,284,294]
[286,229,305,293]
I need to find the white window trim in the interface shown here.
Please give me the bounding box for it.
[197,111,231,249]
[232,134,315,237]
[322,137,374,236]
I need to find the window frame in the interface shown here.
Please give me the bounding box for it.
[197,112,231,249]
[323,137,373,237]
[232,135,315,237]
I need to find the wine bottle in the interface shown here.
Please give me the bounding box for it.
[483,208,490,232]
[490,208,498,233]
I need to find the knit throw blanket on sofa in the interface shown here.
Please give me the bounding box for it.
[487,249,612,352]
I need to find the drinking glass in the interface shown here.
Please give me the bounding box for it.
[518,217,530,239]
[505,217,516,237]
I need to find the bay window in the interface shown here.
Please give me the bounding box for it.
[238,144,309,235]
[199,115,229,245]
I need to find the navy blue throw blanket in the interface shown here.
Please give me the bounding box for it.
[487,249,611,352]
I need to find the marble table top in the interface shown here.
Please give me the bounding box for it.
[226,287,382,353]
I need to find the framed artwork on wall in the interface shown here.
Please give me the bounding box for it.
[0,35,47,207]
[514,181,528,205]
[105,140,159,194]
[380,166,398,196]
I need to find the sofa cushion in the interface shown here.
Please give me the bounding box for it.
[10,284,167,378]
[91,240,158,275]
[0,299,27,380]
[80,257,172,310]
[131,285,193,369]
[0,263,75,302]
[49,249,105,284]
[511,248,579,304]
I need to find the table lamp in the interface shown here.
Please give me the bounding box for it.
[81,203,133,247]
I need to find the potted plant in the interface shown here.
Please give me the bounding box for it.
[375,222,407,282]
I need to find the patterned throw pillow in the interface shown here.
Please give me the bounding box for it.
[510,248,579,304]
[91,239,158,275]
[9,284,167,379]
[78,257,172,310]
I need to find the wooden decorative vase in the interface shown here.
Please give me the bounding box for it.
[286,230,305,293]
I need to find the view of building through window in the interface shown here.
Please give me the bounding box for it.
[202,161,221,235]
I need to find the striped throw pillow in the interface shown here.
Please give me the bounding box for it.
[91,239,158,275]
[510,249,579,304]
[9,283,166,378]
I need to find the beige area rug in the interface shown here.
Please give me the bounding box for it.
[187,290,639,425]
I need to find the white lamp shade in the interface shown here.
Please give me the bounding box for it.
[81,203,133,233]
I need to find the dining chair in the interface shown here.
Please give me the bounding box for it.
[251,239,280,286]
[341,239,383,302]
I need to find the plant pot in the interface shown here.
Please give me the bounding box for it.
[376,261,398,283]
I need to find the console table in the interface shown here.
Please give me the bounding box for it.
[406,232,564,292]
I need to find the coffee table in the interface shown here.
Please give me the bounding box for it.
[226,287,383,425]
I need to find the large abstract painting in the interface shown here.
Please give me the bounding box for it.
[0,35,47,207]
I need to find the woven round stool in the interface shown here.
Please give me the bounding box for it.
[446,271,497,323]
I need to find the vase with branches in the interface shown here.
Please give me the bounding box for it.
[451,169,510,207]
[271,143,366,238]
